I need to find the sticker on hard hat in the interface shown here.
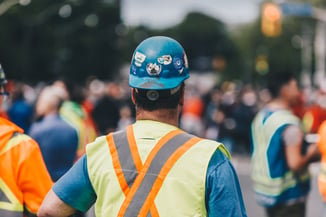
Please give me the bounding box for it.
[173,57,184,74]
[134,51,146,67]
[157,55,172,65]
[146,63,161,76]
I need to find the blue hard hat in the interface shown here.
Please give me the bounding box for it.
[129,36,189,90]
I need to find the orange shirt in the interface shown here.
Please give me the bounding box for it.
[0,117,53,215]
[317,120,326,201]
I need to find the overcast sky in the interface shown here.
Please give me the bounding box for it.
[121,0,265,29]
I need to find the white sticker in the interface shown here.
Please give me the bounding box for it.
[134,51,146,67]
[157,55,172,65]
[146,63,161,76]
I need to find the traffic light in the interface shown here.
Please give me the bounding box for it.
[261,3,282,37]
[255,55,269,75]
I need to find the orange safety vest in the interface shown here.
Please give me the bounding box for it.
[318,120,326,201]
[0,117,52,216]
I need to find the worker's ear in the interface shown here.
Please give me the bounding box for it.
[131,88,136,105]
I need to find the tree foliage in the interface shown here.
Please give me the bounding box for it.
[0,0,323,86]
[0,0,122,83]
[232,3,317,86]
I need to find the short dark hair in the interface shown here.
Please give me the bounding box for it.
[266,71,296,98]
[133,84,184,111]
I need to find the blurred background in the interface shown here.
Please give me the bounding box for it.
[1,0,326,216]
[0,0,325,88]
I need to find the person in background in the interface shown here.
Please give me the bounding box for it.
[117,104,134,130]
[180,85,205,137]
[250,71,320,217]
[232,84,258,154]
[302,80,326,134]
[91,82,121,135]
[37,36,247,217]
[0,64,53,216]
[56,80,98,160]
[29,85,79,182]
[7,81,34,132]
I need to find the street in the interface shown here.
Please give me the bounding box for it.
[233,155,324,217]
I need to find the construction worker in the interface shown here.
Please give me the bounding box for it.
[0,64,53,216]
[54,79,98,160]
[29,85,79,182]
[37,36,247,217]
[250,71,320,217]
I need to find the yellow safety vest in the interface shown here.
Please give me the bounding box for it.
[251,110,310,205]
[87,124,222,217]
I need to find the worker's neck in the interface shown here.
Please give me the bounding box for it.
[135,109,180,127]
[267,98,290,110]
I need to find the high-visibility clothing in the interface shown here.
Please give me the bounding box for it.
[317,120,326,201]
[302,105,326,133]
[251,109,310,207]
[0,117,53,216]
[60,101,97,159]
[87,124,221,217]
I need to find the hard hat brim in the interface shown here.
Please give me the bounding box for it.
[129,74,189,90]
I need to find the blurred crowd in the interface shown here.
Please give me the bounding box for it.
[0,77,315,156]
[4,73,326,217]
[3,73,326,160]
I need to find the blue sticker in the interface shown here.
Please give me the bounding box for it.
[173,57,183,70]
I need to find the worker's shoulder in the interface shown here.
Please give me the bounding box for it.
[0,132,41,160]
[85,134,110,154]
[192,136,231,159]
[8,132,36,148]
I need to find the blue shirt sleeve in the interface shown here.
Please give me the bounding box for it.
[205,149,248,217]
[52,155,97,212]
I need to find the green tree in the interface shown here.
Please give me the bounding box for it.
[159,12,243,81]
[0,0,122,83]
[232,3,316,86]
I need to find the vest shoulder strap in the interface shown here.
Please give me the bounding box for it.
[0,132,30,155]
[108,125,202,217]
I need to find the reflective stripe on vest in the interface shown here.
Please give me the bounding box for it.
[0,177,23,215]
[319,163,326,180]
[107,126,159,216]
[0,133,30,216]
[107,126,201,217]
